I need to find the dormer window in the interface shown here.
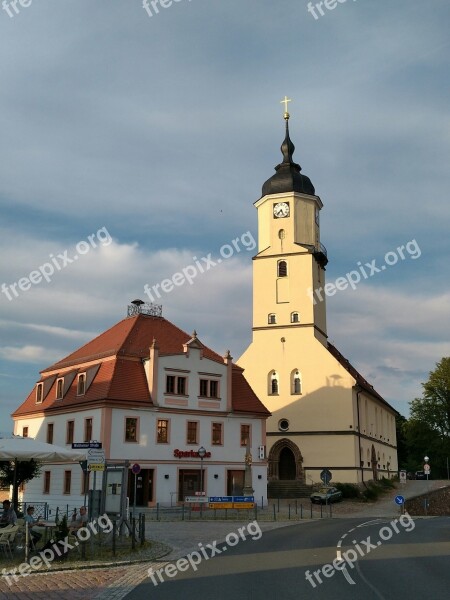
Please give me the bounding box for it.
[291,312,299,323]
[36,383,43,404]
[268,314,276,325]
[56,378,64,400]
[77,374,86,396]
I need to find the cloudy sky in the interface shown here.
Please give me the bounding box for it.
[1,0,449,430]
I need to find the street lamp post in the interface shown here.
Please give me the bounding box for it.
[424,455,430,515]
[198,446,206,516]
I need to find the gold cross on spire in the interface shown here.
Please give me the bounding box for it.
[280,95,292,120]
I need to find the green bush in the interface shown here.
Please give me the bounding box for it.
[334,483,361,499]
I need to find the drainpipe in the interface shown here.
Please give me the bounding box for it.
[355,386,365,487]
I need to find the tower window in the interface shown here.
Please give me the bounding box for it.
[291,370,302,395]
[291,312,299,323]
[268,313,276,325]
[268,371,279,395]
[277,260,287,277]
[278,229,285,240]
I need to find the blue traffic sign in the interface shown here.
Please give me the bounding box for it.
[395,495,405,505]
[233,496,255,503]
[209,496,232,502]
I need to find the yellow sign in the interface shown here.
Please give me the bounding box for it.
[233,502,255,509]
[88,464,105,471]
[209,502,233,509]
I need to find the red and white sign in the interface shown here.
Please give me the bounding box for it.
[424,464,431,473]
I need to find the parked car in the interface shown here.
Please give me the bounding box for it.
[415,471,427,480]
[310,487,343,504]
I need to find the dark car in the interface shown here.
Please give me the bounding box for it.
[415,471,427,480]
[310,486,343,504]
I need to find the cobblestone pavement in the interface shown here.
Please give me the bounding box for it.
[1,481,447,600]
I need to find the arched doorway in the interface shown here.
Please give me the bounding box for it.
[268,438,304,482]
[279,447,296,480]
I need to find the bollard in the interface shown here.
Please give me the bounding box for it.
[288,504,291,520]
[300,504,303,519]
[273,504,276,521]
[132,517,136,550]
[320,504,323,518]
[277,497,280,513]
[295,500,298,515]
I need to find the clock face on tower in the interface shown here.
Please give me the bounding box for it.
[273,202,290,218]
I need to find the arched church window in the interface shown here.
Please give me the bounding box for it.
[268,371,279,395]
[277,260,287,277]
[291,312,299,323]
[268,313,276,324]
[291,370,302,395]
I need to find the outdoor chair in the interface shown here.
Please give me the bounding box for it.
[0,525,19,558]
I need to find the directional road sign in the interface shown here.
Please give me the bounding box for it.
[395,495,405,505]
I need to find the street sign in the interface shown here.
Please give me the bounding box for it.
[209,502,233,509]
[131,463,141,475]
[233,496,255,503]
[209,496,232,503]
[233,502,255,509]
[87,448,105,471]
[185,496,208,503]
[399,470,407,483]
[395,495,405,505]
[72,442,102,449]
[320,468,332,485]
[424,464,431,473]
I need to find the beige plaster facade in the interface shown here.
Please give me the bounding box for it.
[238,170,398,487]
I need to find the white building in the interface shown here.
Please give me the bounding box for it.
[12,303,270,509]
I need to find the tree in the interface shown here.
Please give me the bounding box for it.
[409,357,450,478]
[0,460,42,512]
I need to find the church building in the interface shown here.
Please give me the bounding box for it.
[238,103,399,495]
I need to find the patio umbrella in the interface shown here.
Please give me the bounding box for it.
[0,435,87,562]
[0,434,86,510]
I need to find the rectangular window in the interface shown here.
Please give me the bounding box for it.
[47,423,54,445]
[212,422,223,445]
[66,420,74,445]
[77,374,86,396]
[36,383,43,404]
[125,417,138,442]
[199,379,208,397]
[157,419,169,443]
[22,427,28,438]
[43,471,51,494]
[177,377,186,395]
[63,471,71,495]
[166,375,175,394]
[209,380,218,398]
[187,421,198,444]
[84,418,93,443]
[199,379,219,398]
[240,424,251,447]
[56,378,63,399]
[166,375,187,395]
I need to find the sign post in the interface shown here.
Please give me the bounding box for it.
[395,495,405,515]
[131,463,141,520]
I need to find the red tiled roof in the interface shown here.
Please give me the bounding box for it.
[232,365,271,416]
[12,358,151,417]
[13,314,269,419]
[327,343,399,414]
[44,315,223,372]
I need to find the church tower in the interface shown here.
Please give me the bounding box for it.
[238,100,398,491]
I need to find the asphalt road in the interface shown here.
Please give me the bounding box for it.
[126,516,450,600]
